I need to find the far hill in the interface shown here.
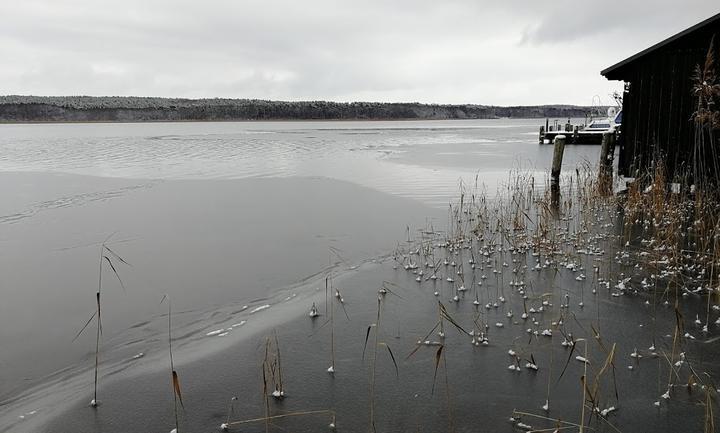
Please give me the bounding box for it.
[0,96,599,123]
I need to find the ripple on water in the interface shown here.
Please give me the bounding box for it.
[0,119,599,209]
[249,304,271,314]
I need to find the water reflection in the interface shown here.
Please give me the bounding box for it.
[0,119,600,208]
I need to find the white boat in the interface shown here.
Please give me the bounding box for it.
[541,107,621,145]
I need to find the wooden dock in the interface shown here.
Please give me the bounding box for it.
[539,119,608,145]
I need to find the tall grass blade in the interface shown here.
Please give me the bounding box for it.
[103,245,131,267]
[431,345,444,395]
[72,311,97,342]
[438,302,468,335]
[380,343,399,378]
[172,370,185,408]
[96,292,102,336]
[362,325,373,361]
[406,321,440,360]
[556,341,577,385]
[103,256,126,291]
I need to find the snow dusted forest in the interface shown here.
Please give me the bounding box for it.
[0,95,594,122]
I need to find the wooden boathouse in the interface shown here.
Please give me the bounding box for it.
[601,12,720,181]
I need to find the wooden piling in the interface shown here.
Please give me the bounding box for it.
[551,135,566,207]
[598,131,616,195]
[551,135,566,182]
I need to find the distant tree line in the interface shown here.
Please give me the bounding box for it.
[0,96,596,122]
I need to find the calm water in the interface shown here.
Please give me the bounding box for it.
[0,119,599,208]
[0,119,614,432]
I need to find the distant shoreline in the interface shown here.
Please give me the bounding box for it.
[0,117,542,125]
[0,95,601,123]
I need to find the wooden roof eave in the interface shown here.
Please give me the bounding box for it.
[601,11,720,81]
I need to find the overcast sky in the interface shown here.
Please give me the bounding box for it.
[0,1,717,105]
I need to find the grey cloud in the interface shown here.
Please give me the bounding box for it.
[0,0,714,105]
[518,0,718,45]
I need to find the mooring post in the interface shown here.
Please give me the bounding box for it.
[551,135,566,182]
[551,134,566,207]
[599,131,611,171]
[598,131,616,195]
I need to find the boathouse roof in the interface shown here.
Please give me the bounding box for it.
[602,11,720,80]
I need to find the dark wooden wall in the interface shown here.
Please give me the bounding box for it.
[614,27,720,180]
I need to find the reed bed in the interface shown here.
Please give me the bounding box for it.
[67,158,720,433]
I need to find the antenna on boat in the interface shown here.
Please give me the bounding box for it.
[590,95,603,121]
